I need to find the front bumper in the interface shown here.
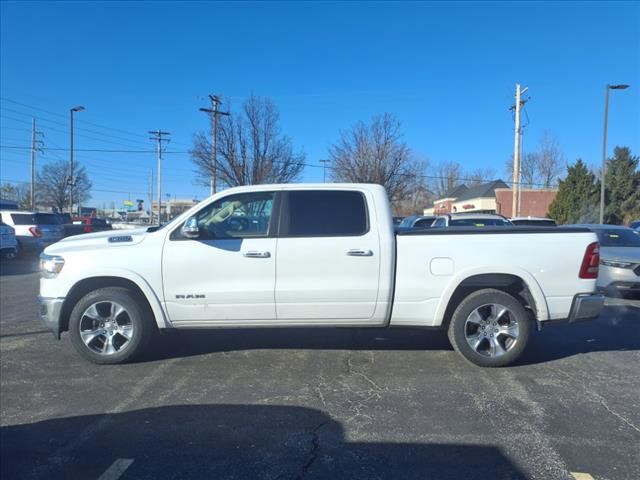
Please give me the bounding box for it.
[567,292,605,322]
[37,296,65,339]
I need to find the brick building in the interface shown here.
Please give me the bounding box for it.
[494,188,557,218]
[424,180,557,218]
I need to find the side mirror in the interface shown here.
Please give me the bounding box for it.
[181,216,200,239]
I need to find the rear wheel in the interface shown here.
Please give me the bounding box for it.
[447,288,531,367]
[68,287,155,364]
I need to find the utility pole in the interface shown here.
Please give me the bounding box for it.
[30,118,44,210]
[148,168,154,225]
[510,84,528,217]
[199,94,229,196]
[319,159,330,183]
[148,130,171,225]
[68,106,85,215]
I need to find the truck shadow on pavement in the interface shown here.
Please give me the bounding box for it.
[0,258,40,276]
[0,404,527,480]
[148,304,640,366]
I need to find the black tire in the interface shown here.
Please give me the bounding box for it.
[447,288,531,367]
[68,287,155,364]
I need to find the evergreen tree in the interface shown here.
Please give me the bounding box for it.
[602,147,639,224]
[547,159,598,224]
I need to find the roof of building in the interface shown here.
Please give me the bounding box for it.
[455,179,510,202]
[439,184,468,200]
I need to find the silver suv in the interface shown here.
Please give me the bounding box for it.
[572,225,640,300]
[0,211,64,255]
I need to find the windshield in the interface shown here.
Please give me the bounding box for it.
[595,229,640,247]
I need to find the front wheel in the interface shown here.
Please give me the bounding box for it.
[68,287,155,364]
[447,288,531,367]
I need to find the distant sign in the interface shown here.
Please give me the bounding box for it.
[123,200,134,207]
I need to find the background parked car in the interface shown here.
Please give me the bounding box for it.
[398,215,436,229]
[0,211,64,255]
[510,216,557,227]
[71,216,112,235]
[0,220,18,260]
[431,213,513,228]
[572,224,640,300]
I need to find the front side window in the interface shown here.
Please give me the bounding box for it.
[182,192,274,239]
[286,190,368,237]
[413,218,433,228]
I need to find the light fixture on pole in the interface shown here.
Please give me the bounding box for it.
[69,106,85,215]
[599,84,629,224]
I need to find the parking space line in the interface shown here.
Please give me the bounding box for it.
[570,473,595,480]
[97,458,134,480]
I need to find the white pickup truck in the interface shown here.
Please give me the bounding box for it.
[38,184,605,367]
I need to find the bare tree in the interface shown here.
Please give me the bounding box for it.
[191,95,305,188]
[505,130,563,188]
[36,160,92,212]
[535,130,564,188]
[466,167,497,186]
[0,182,30,209]
[329,113,424,206]
[428,161,462,197]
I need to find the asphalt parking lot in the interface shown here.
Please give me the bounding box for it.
[1,259,639,480]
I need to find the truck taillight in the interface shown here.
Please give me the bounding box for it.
[28,226,42,237]
[579,242,600,279]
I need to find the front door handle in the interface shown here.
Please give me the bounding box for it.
[243,251,271,258]
[346,249,373,257]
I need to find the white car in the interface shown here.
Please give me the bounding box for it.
[431,213,513,228]
[38,184,604,367]
[0,221,18,259]
[0,210,65,255]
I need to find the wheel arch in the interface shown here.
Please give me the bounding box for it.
[436,268,549,328]
[59,275,168,334]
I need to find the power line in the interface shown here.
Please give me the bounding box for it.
[1,96,193,148]
[1,97,149,140]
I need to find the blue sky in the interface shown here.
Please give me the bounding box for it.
[1,1,639,207]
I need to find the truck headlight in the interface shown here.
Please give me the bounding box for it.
[40,253,65,278]
[600,259,633,269]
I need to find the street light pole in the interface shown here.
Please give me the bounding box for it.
[599,84,629,224]
[69,106,84,215]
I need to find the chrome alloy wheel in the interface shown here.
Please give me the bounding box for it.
[464,303,520,358]
[78,301,134,355]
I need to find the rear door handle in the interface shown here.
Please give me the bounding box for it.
[243,251,271,258]
[346,249,373,257]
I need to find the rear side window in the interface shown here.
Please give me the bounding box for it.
[35,214,61,224]
[10,214,35,225]
[285,190,368,237]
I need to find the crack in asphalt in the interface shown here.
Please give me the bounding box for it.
[295,420,330,480]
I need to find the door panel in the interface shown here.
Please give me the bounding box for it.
[163,238,277,322]
[276,236,380,319]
